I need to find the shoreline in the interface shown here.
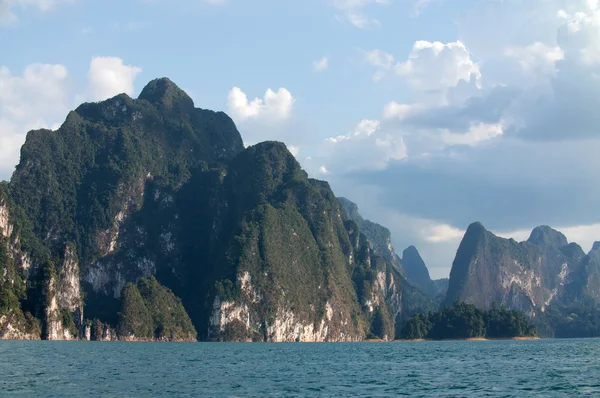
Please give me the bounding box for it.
[394,336,541,342]
[1,336,542,343]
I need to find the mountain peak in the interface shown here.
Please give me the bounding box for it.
[528,225,568,248]
[464,221,487,238]
[592,241,600,252]
[403,245,420,256]
[402,245,429,280]
[138,77,194,111]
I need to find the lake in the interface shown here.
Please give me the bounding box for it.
[1,339,599,396]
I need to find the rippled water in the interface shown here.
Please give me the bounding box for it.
[1,339,599,397]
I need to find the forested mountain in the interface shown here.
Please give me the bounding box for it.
[0,78,433,341]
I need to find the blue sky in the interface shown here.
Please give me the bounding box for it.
[3,0,600,278]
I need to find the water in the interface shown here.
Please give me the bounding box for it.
[0,339,599,397]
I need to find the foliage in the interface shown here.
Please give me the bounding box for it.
[0,236,41,337]
[117,276,197,341]
[400,301,537,340]
[8,80,244,270]
[538,299,600,338]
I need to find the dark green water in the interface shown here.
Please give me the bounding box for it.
[1,339,599,397]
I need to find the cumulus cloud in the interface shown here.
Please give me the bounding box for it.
[312,56,328,72]
[226,86,294,123]
[0,63,72,179]
[504,42,563,75]
[308,119,407,176]
[87,57,142,102]
[395,40,481,91]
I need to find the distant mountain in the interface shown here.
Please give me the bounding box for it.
[444,222,600,328]
[0,78,434,342]
[337,197,403,273]
[401,246,448,299]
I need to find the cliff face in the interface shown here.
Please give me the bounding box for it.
[0,189,41,339]
[445,222,587,316]
[44,244,84,340]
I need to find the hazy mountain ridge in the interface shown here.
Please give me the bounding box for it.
[445,222,600,336]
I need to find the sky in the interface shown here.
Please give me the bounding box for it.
[2,0,600,278]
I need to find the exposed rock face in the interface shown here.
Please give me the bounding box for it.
[402,246,448,299]
[0,192,41,340]
[445,222,587,316]
[0,315,40,340]
[0,202,13,239]
[44,245,84,340]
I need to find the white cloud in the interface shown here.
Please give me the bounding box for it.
[319,165,329,174]
[88,57,142,102]
[0,63,72,179]
[504,42,563,75]
[440,122,503,147]
[382,101,424,121]
[312,56,328,72]
[226,86,295,123]
[316,119,407,174]
[395,40,481,91]
[421,223,464,243]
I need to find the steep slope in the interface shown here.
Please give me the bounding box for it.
[0,184,42,339]
[401,246,448,299]
[337,197,403,273]
[445,222,585,316]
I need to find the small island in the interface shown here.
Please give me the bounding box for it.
[400,301,537,340]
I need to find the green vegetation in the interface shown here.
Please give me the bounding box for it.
[0,235,41,338]
[117,276,196,341]
[8,79,244,271]
[537,299,600,338]
[400,301,537,340]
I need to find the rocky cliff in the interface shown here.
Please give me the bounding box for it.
[445,222,590,317]
[0,186,41,339]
